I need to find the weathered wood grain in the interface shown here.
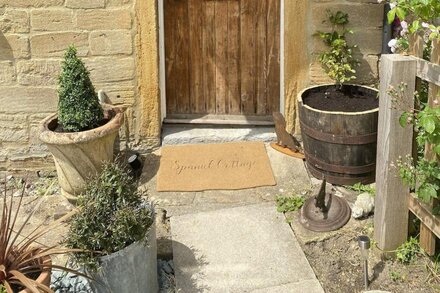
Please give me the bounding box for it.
[374,54,416,253]
[164,0,177,114]
[175,0,190,113]
[416,58,440,87]
[165,0,280,117]
[267,0,280,113]
[164,113,274,125]
[408,194,440,240]
[227,0,241,114]
[203,1,216,114]
[240,0,257,114]
[256,0,268,115]
[409,34,423,169]
[215,1,228,114]
[189,0,205,113]
[409,33,424,58]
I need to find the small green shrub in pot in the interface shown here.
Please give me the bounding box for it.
[66,161,154,271]
[58,45,104,132]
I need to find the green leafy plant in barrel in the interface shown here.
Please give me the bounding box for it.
[316,10,360,86]
[58,45,103,132]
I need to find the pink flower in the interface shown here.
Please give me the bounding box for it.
[400,21,408,36]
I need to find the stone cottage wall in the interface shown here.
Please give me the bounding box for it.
[0,0,141,171]
[0,0,384,172]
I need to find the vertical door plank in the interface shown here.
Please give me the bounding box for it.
[215,1,229,114]
[240,0,257,114]
[174,0,190,113]
[227,0,241,114]
[267,0,280,113]
[256,0,267,115]
[203,1,216,114]
[189,0,205,113]
[164,0,177,114]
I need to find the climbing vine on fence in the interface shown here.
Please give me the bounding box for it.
[391,83,440,202]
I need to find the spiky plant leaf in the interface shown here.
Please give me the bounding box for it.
[0,178,89,293]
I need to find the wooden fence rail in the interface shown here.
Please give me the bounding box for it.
[374,37,440,255]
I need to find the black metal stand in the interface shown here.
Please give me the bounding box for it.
[299,179,351,232]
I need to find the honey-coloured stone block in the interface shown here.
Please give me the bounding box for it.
[17,59,61,86]
[30,32,89,57]
[65,0,105,9]
[31,9,74,31]
[76,9,132,30]
[90,30,133,55]
[0,9,29,33]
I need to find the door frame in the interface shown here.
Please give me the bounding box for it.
[158,0,285,122]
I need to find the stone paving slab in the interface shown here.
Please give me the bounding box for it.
[171,203,324,293]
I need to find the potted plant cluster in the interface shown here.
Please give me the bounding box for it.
[65,161,158,293]
[0,182,85,292]
[298,11,379,185]
[39,45,125,203]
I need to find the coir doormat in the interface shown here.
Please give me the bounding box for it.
[157,142,276,192]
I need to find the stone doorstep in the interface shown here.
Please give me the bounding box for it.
[161,124,277,145]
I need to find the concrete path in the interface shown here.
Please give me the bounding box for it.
[171,203,324,293]
[139,142,321,291]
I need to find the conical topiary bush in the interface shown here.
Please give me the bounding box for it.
[58,45,103,132]
[40,45,125,203]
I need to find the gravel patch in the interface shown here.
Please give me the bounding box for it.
[50,259,176,292]
[51,271,92,293]
[158,259,176,293]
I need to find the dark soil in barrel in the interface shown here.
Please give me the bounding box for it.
[302,85,379,112]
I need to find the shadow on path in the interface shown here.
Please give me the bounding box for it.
[172,240,210,293]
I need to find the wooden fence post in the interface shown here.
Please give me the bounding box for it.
[374,54,417,253]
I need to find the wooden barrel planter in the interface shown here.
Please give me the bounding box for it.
[298,84,379,185]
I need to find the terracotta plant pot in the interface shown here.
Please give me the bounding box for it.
[39,105,124,203]
[20,256,51,293]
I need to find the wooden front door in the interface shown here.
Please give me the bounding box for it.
[164,0,280,119]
